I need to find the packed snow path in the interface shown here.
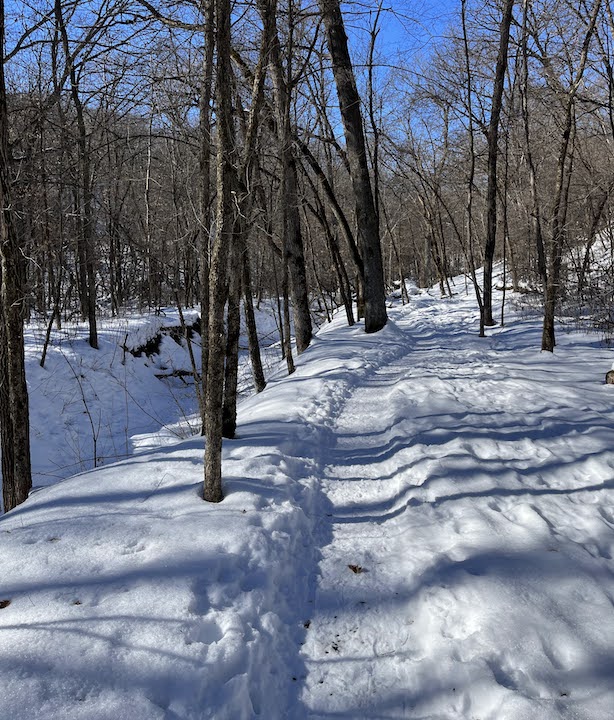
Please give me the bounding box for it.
[300,293,614,719]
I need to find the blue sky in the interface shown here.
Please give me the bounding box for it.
[343,0,457,58]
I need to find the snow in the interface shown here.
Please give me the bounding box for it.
[25,312,202,486]
[1,281,614,719]
[24,303,283,486]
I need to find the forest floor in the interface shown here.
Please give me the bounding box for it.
[1,279,614,719]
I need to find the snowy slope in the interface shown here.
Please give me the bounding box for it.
[24,303,283,488]
[24,311,203,487]
[1,283,614,719]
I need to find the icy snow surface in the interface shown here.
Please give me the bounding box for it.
[1,285,614,719]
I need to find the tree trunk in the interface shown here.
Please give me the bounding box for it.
[542,117,576,352]
[199,0,215,433]
[222,255,241,439]
[55,0,98,348]
[282,260,295,374]
[0,285,15,512]
[482,0,515,329]
[0,0,32,512]
[520,0,546,289]
[285,155,312,353]
[318,0,387,333]
[259,0,313,354]
[203,0,234,503]
[578,189,609,297]
[240,236,267,393]
[540,0,601,351]
[297,137,363,279]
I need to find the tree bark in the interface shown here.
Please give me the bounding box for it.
[0,280,15,512]
[240,235,267,393]
[222,252,241,439]
[318,0,387,333]
[482,0,515,329]
[284,154,312,353]
[302,174,355,326]
[0,0,32,512]
[203,0,234,503]
[259,0,313,354]
[460,0,485,335]
[199,0,215,433]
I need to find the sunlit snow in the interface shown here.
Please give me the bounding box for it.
[1,281,613,719]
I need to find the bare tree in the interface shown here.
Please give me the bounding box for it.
[538,0,602,351]
[257,0,313,353]
[198,0,215,431]
[317,0,387,333]
[482,0,515,329]
[0,0,31,512]
[203,0,234,503]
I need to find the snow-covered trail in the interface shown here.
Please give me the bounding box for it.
[300,293,614,719]
[2,285,614,720]
[300,334,425,717]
